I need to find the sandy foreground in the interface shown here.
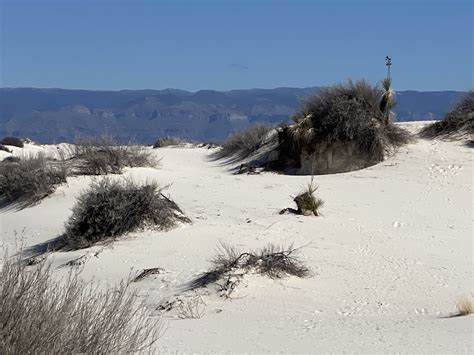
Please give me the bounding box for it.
[0,122,472,353]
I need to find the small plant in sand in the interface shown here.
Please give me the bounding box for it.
[188,243,311,297]
[456,297,474,316]
[0,250,161,353]
[0,153,67,208]
[293,179,324,216]
[63,178,190,249]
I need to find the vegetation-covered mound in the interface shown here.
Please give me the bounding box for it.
[274,80,410,174]
[63,178,190,249]
[420,90,474,138]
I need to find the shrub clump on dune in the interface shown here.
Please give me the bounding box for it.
[0,153,67,208]
[63,178,190,249]
[0,136,24,148]
[74,136,155,175]
[218,123,273,158]
[0,251,160,353]
[153,136,183,148]
[420,90,474,138]
[275,80,410,174]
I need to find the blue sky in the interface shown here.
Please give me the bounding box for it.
[1,0,472,91]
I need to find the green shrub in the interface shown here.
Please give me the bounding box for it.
[293,181,324,216]
[63,178,190,249]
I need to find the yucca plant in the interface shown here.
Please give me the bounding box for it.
[380,78,396,125]
[293,179,324,216]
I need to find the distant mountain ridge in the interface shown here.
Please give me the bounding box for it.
[0,87,465,144]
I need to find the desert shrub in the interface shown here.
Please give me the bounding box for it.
[456,297,474,316]
[420,90,474,138]
[219,123,273,158]
[0,136,24,148]
[276,80,410,170]
[190,243,311,291]
[153,136,183,148]
[74,136,154,175]
[0,144,11,153]
[63,178,190,249]
[0,153,67,208]
[293,180,324,216]
[0,251,160,353]
[2,156,20,163]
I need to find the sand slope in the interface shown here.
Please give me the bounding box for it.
[0,122,472,353]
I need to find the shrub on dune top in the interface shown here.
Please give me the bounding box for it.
[0,251,161,353]
[74,136,155,175]
[63,178,190,249]
[0,136,24,148]
[420,90,474,138]
[218,123,273,158]
[275,80,410,174]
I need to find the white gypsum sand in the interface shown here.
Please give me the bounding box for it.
[0,122,472,353]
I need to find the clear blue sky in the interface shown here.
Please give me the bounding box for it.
[1,0,472,91]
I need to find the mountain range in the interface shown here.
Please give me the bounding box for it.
[0,87,465,144]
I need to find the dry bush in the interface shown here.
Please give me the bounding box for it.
[420,91,474,138]
[277,80,410,170]
[0,144,11,153]
[0,251,160,353]
[74,136,154,175]
[153,136,183,148]
[218,123,273,158]
[176,295,206,319]
[456,297,474,316]
[0,153,67,208]
[63,178,190,250]
[189,243,311,292]
[294,180,324,216]
[0,136,24,148]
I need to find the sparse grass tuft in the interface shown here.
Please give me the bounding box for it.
[63,178,190,249]
[0,250,161,353]
[420,91,474,138]
[218,123,273,158]
[0,136,24,148]
[0,153,67,208]
[74,136,155,175]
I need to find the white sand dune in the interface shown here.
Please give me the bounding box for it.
[0,122,472,353]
